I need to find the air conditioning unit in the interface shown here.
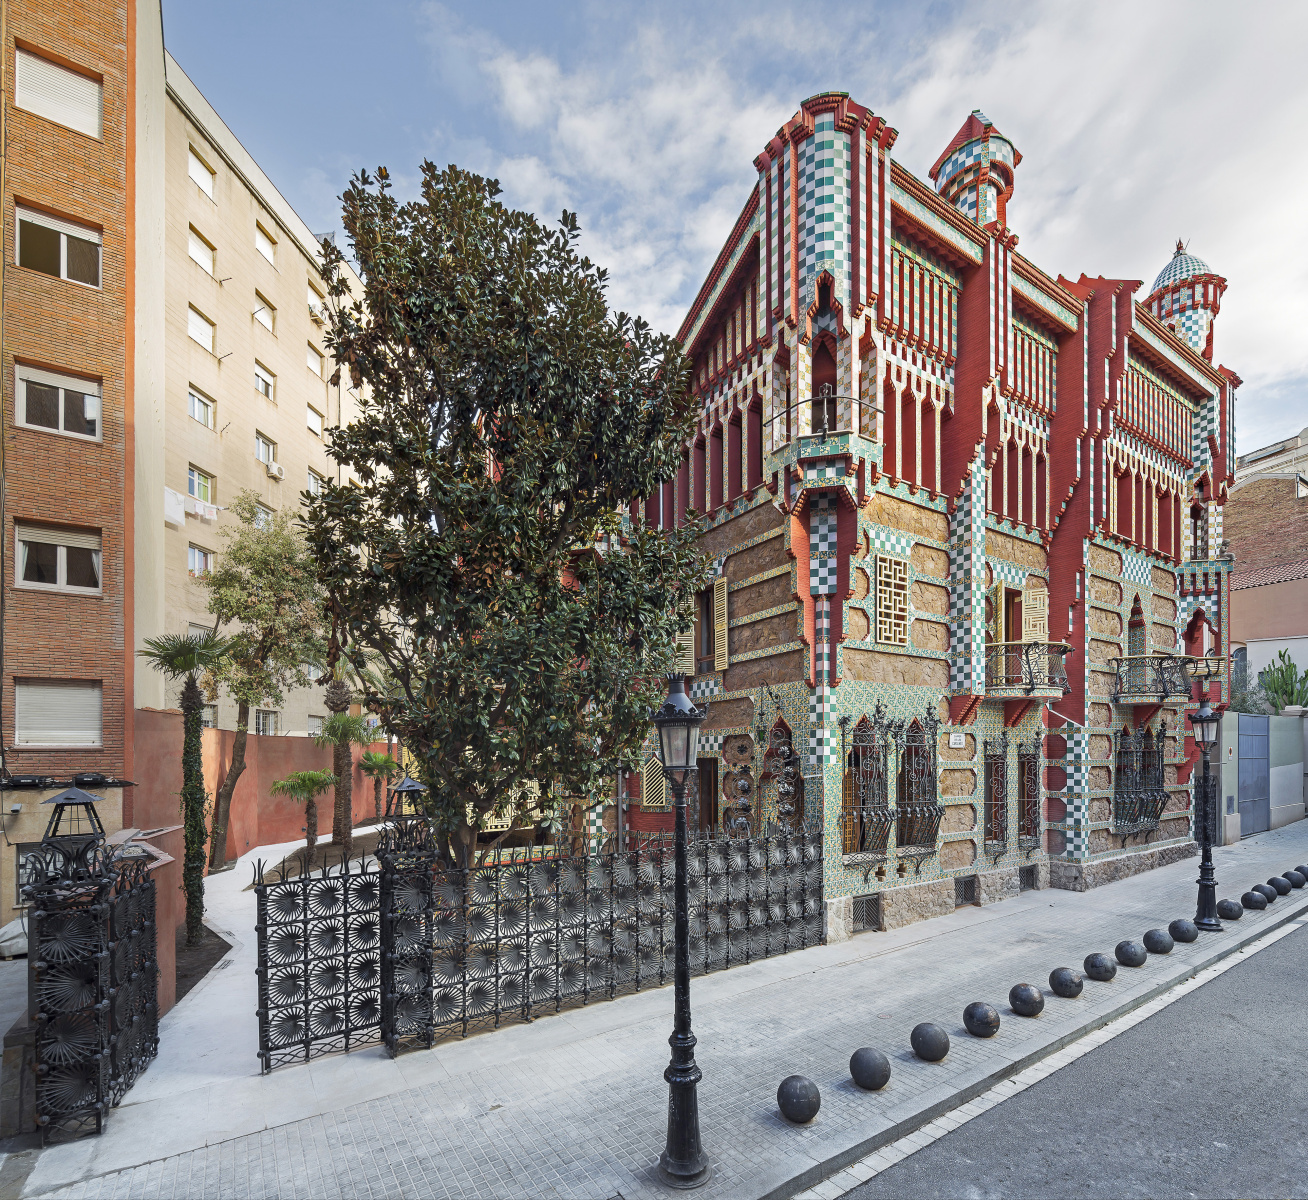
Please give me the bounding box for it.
[309,309,325,327]
[266,461,285,481]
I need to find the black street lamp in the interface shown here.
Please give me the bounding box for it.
[1187,679,1222,932]
[651,673,709,1189]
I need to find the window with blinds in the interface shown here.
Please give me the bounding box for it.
[307,405,324,437]
[15,679,102,746]
[675,628,695,674]
[641,753,668,809]
[17,206,101,287]
[188,147,214,199]
[187,227,214,275]
[188,387,214,429]
[306,344,324,378]
[16,364,101,441]
[16,523,101,593]
[188,306,215,352]
[713,577,729,672]
[254,292,275,332]
[255,224,276,265]
[15,49,102,139]
[254,362,275,400]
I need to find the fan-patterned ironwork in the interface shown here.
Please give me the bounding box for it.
[255,819,823,1069]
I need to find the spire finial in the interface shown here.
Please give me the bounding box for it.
[1174,238,1185,257]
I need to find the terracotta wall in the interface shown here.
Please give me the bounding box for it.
[142,825,185,1015]
[133,708,386,860]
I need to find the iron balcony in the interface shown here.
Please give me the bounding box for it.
[1109,653,1193,703]
[984,641,1072,698]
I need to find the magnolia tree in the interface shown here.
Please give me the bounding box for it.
[305,163,710,866]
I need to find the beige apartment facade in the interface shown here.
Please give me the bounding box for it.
[134,47,362,737]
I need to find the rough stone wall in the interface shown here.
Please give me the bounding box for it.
[1049,840,1196,891]
[879,877,954,930]
[842,649,949,687]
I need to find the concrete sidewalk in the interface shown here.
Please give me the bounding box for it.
[21,822,1308,1199]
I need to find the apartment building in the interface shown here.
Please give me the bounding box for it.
[0,0,134,856]
[133,48,361,737]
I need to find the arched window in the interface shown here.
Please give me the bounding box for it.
[812,341,837,434]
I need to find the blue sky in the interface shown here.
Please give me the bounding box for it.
[162,0,1307,453]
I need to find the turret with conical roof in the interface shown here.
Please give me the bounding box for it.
[1144,240,1227,361]
[929,110,1021,229]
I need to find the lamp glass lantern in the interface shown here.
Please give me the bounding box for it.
[652,675,705,790]
[1189,700,1219,748]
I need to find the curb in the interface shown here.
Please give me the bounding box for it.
[763,892,1308,1200]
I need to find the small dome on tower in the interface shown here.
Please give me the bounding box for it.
[1150,240,1213,294]
[929,110,1021,228]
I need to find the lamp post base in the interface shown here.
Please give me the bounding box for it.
[658,1052,710,1189]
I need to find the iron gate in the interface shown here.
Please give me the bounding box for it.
[255,821,824,1071]
[27,856,158,1141]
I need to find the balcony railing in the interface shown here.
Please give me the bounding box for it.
[985,642,1072,695]
[1112,790,1169,837]
[840,805,895,858]
[897,803,945,853]
[1109,654,1192,702]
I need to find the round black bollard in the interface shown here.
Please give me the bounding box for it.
[1268,877,1292,896]
[849,1047,892,1091]
[1009,983,1044,1017]
[1242,890,1268,910]
[1253,883,1278,903]
[963,1002,1001,1038]
[1142,928,1174,955]
[1295,866,1308,882]
[1216,898,1243,921]
[1049,967,1084,998]
[1168,918,1199,943]
[910,1023,950,1062]
[1115,940,1147,967]
[777,1075,821,1123]
[1284,870,1306,889]
[1084,953,1117,982]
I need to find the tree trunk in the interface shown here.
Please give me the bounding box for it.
[333,740,353,861]
[374,776,382,822]
[324,680,351,848]
[179,675,208,945]
[305,794,318,868]
[208,700,249,871]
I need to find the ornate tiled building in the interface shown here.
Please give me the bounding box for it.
[635,94,1239,934]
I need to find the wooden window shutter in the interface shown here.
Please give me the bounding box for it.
[1022,582,1049,641]
[641,754,667,809]
[713,577,729,672]
[676,628,695,674]
[986,582,1004,641]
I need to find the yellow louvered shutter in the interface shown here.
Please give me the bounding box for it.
[676,627,695,674]
[713,577,729,672]
[642,753,667,809]
[1022,582,1049,642]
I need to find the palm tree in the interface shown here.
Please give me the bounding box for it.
[137,629,231,945]
[359,751,401,822]
[314,711,373,861]
[269,770,337,867]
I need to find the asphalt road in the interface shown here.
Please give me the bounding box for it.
[847,919,1308,1200]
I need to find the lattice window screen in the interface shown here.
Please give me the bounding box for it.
[1022,582,1048,641]
[713,577,729,671]
[675,628,695,674]
[875,555,909,646]
[641,754,668,809]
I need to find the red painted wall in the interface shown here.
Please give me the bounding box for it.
[133,708,386,861]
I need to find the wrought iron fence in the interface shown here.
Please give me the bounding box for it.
[1110,654,1191,701]
[27,856,157,1142]
[985,642,1072,693]
[1112,723,1170,836]
[254,820,824,1071]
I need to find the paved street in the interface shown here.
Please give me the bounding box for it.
[844,919,1308,1200]
[13,821,1308,1199]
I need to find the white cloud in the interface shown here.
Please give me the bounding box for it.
[421,0,1306,449]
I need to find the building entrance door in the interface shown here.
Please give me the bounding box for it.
[1238,715,1271,837]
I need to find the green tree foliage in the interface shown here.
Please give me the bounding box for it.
[137,629,231,944]
[197,490,326,870]
[305,163,710,866]
[313,711,374,861]
[359,750,401,822]
[269,770,337,867]
[1258,649,1308,713]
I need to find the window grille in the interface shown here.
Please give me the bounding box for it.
[875,555,909,645]
[896,713,942,851]
[984,733,1009,849]
[851,893,880,932]
[1113,723,1168,836]
[842,705,894,856]
[254,710,280,737]
[1017,737,1041,847]
[954,875,977,905]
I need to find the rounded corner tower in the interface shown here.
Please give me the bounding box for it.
[1144,240,1227,361]
[928,110,1020,229]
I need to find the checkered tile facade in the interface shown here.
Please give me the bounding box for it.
[798,116,851,313]
[949,457,989,692]
[810,493,838,594]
